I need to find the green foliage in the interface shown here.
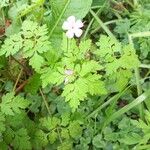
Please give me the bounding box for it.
[0,0,150,150]
[0,112,5,132]
[49,0,92,48]
[12,128,31,150]
[0,20,51,71]
[0,0,9,8]
[32,129,48,149]
[41,36,107,110]
[0,33,23,56]
[92,134,105,148]
[131,110,150,148]
[0,94,32,150]
[68,121,82,139]
[25,73,41,95]
[51,0,92,19]
[40,116,61,131]
[0,93,30,116]
[96,35,139,91]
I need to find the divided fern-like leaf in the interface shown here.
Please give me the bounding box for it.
[0,20,51,71]
[0,34,23,56]
[40,117,61,131]
[12,128,31,150]
[68,121,82,139]
[96,35,140,92]
[0,93,30,116]
[41,36,107,110]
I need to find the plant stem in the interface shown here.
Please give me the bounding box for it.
[91,6,103,9]
[11,56,32,76]
[128,31,150,118]
[39,89,51,115]
[13,68,23,92]
[90,9,116,40]
[102,89,150,129]
[15,80,28,94]
[56,127,62,143]
[140,64,150,69]
[49,0,71,38]
[91,19,119,35]
[128,34,143,119]
[82,9,100,39]
[86,86,130,119]
[1,7,5,25]
[130,31,150,38]
[83,2,107,39]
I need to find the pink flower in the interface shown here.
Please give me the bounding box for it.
[62,16,83,38]
[64,69,74,84]
[64,69,74,76]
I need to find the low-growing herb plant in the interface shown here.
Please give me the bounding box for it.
[0,0,150,149]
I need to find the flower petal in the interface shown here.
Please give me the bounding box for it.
[74,28,83,37]
[75,20,84,28]
[62,21,70,30]
[67,16,76,24]
[65,69,74,75]
[66,30,74,38]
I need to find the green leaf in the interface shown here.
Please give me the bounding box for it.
[48,130,57,144]
[22,21,51,54]
[86,74,107,95]
[119,133,142,145]
[92,134,105,148]
[62,78,88,110]
[49,0,92,48]
[8,0,28,21]
[0,20,51,72]
[115,18,131,35]
[79,39,92,55]
[51,0,92,20]
[61,128,70,139]
[57,141,72,150]
[120,45,140,69]
[96,35,121,60]
[0,34,23,56]
[27,95,42,113]
[61,113,70,127]
[0,112,5,133]
[62,73,106,110]
[68,121,82,139]
[29,52,44,71]
[3,127,14,144]
[18,0,45,17]
[79,60,103,77]
[115,69,132,91]
[40,37,107,110]
[92,0,106,7]
[40,117,61,131]
[40,67,64,87]
[103,89,150,128]
[25,73,41,95]
[12,128,31,150]
[0,93,30,116]
[32,129,48,149]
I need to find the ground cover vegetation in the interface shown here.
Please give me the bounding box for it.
[0,0,150,149]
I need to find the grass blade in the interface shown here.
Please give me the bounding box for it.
[102,90,150,129]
